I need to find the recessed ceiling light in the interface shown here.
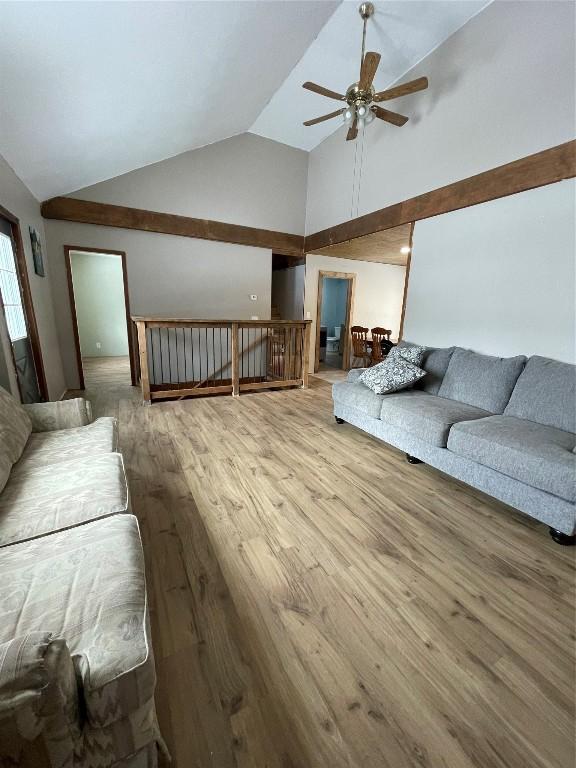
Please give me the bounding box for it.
[400,246,411,254]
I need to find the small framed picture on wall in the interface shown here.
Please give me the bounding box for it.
[29,226,45,277]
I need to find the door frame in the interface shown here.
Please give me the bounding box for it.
[0,204,48,401]
[314,270,356,372]
[64,246,136,389]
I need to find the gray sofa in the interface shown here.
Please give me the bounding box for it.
[332,346,576,544]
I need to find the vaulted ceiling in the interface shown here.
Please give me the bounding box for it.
[251,0,490,151]
[0,1,491,201]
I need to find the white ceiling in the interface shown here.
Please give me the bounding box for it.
[0,0,491,202]
[0,0,338,200]
[251,0,491,150]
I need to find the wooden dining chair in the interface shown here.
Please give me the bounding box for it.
[350,326,370,368]
[370,327,392,365]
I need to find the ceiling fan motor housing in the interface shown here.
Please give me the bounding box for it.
[346,83,374,108]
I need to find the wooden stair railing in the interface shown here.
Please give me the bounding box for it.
[132,317,311,403]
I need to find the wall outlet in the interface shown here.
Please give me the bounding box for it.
[306,311,311,320]
[251,315,259,321]
[250,294,258,301]
[96,342,102,349]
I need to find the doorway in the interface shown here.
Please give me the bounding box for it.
[314,270,355,372]
[0,207,47,402]
[65,246,136,390]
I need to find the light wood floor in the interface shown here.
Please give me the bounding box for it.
[72,358,575,768]
[315,363,348,384]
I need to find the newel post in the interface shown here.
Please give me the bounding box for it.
[135,320,151,404]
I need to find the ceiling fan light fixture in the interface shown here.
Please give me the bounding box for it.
[343,106,355,123]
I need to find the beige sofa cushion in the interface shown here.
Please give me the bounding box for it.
[0,454,11,496]
[0,516,155,727]
[23,398,93,432]
[0,385,32,465]
[0,632,80,767]
[0,453,129,548]
[0,516,164,767]
[13,417,118,474]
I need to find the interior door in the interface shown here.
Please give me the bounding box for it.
[0,218,42,403]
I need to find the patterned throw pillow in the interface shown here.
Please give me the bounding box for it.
[388,344,426,366]
[359,357,426,395]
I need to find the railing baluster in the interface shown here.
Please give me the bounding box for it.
[232,322,239,396]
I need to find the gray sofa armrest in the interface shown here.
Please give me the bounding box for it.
[347,368,366,383]
[0,633,80,766]
[23,399,93,433]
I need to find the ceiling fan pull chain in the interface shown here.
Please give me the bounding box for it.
[356,123,366,218]
[351,132,360,219]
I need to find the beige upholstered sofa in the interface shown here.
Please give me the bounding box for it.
[0,387,166,768]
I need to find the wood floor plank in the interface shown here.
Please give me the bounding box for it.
[70,358,576,768]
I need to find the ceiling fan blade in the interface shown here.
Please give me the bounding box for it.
[371,105,409,127]
[302,82,346,101]
[346,117,358,142]
[373,76,428,103]
[359,52,381,91]
[303,109,344,127]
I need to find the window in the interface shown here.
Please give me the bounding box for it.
[0,232,27,342]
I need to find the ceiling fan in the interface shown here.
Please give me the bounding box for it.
[302,2,429,141]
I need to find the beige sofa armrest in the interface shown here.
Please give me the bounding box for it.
[0,633,80,767]
[23,398,93,432]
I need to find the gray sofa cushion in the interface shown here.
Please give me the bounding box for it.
[438,349,526,413]
[396,342,455,394]
[332,381,383,419]
[448,415,576,502]
[417,347,455,395]
[346,368,365,383]
[504,356,576,433]
[379,392,492,448]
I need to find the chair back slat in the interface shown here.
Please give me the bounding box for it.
[350,326,370,368]
[370,327,392,365]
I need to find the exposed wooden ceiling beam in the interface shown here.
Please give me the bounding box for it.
[41,141,575,261]
[308,223,412,265]
[304,140,576,252]
[41,197,305,257]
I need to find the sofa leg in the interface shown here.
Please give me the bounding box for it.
[549,528,576,546]
[335,416,345,425]
[405,454,423,465]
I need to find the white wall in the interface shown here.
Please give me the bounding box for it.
[304,254,406,372]
[0,153,65,400]
[70,252,129,358]
[271,265,305,321]
[72,133,308,235]
[45,133,307,389]
[46,221,272,389]
[305,1,576,234]
[403,179,576,363]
